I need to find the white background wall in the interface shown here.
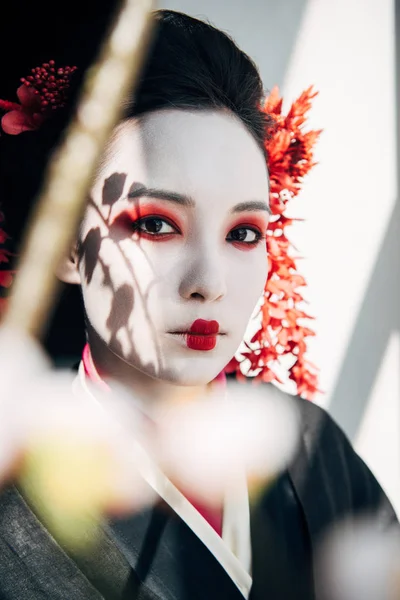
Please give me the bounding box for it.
[158,0,400,515]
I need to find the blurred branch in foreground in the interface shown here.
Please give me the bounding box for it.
[0,0,154,555]
[2,0,154,340]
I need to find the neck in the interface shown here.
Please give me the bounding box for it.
[86,326,208,410]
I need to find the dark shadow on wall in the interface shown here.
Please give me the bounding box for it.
[327,0,400,441]
[158,0,310,89]
[328,199,400,440]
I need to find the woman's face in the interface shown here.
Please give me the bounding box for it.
[74,110,269,385]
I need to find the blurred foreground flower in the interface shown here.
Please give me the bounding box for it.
[0,328,49,484]
[316,518,400,600]
[153,381,300,506]
[0,329,154,550]
[17,373,155,551]
[0,328,301,553]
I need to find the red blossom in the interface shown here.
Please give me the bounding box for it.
[0,229,8,245]
[0,60,77,135]
[0,61,77,308]
[225,86,321,400]
[0,271,14,288]
[0,208,13,298]
[0,250,10,264]
[0,222,13,296]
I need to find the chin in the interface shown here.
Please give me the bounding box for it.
[149,355,231,386]
[106,333,239,386]
[147,334,239,386]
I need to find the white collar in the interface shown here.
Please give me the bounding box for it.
[74,361,253,598]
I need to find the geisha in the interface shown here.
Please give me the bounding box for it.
[0,8,397,600]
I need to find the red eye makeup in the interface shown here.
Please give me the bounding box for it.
[111,203,183,242]
[110,200,268,249]
[226,215,267,250]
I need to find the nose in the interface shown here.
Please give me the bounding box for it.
[179,248,227,303]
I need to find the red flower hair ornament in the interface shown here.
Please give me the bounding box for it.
[226,86,322,400]
[0,63,321,400]
[0,60,76,135]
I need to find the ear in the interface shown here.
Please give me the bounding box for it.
[56,245,81,285]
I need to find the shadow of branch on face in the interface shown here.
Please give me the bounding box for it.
[86,189,163,369]
[78,226,137,364]
[101,174,147,225]
[101,172,127,222]
[78,190,164,376]
[106,284,134,332]
[78,227,102,285]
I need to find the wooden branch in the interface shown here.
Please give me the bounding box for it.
[3,0,154,339]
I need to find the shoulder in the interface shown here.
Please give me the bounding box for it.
[237,378,399,536]
[286,393,398,535]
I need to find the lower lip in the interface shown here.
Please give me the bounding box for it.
[186,334,218,351]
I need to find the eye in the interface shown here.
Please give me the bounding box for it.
[227,227,262,245]
[133,217,178,236]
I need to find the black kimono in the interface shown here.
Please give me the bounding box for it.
[0,392,397,600]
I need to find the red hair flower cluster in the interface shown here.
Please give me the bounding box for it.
[226,86,322,400]
[0,60,77,135]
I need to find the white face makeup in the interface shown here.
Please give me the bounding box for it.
[74,110,269,385]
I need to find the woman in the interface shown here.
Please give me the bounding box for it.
[0,7,397,600]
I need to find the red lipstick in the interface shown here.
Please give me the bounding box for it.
[186,319,220,351]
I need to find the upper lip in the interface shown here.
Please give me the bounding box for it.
[168,330,226,335]
[168,320,226,335]
[189,319,219,335]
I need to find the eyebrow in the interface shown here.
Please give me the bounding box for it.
[231,200,271,215]
[127,185,271,214]
[127,186,195,207]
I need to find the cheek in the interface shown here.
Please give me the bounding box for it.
[116,239,183,299]
[228,250,268,301]
[81,239,179,334]
[116,240,159,291]
[79,238,166,350]
[79,214,182,309]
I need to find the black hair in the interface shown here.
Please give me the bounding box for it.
[128,10,272,152]
[0,7,272,362]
